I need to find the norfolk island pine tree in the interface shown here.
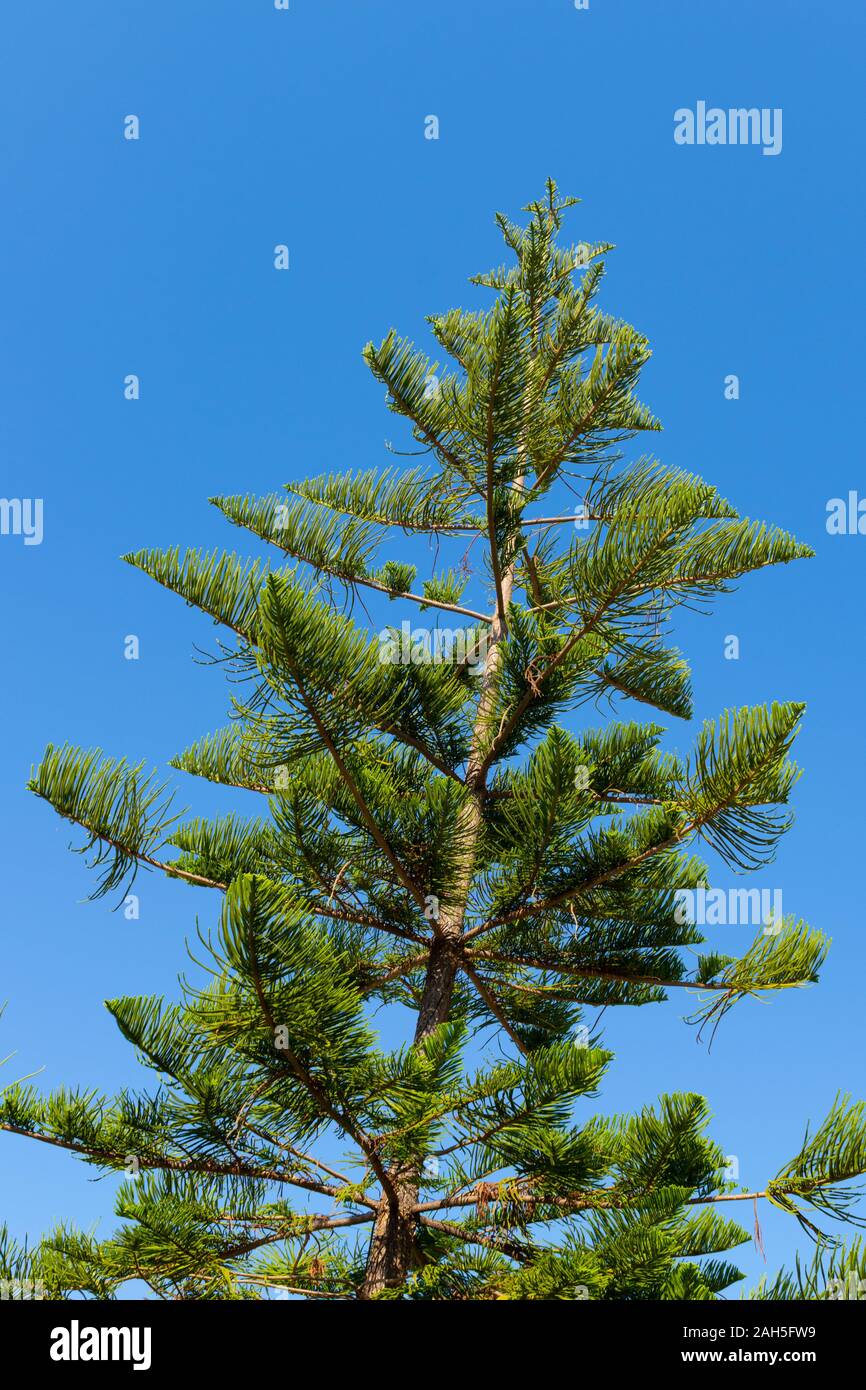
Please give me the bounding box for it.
[2,183,866,1302]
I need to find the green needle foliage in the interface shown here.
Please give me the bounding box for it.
[4,182,864,1301]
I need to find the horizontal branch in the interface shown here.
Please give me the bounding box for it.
[411,1183,798,1218]
[418,1214,530,1263]
[305,899,431,947]
[0,1122,343,1197]
[33,799,227,893]
[468,947,730,995]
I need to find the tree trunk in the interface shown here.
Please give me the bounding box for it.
[360,585,515,1297]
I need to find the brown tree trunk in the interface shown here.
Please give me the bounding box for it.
[360,280,541,1298]
[360,586,515,1297]
[360,1160,427,1298]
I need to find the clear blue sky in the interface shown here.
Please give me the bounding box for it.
[1,0,864,1293]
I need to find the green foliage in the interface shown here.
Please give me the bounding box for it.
[27,745,180,897]
[683,702,804,870]
[6,180,859,1301]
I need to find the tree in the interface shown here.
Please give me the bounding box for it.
[3,182,865,1301]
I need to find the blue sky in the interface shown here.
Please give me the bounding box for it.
[1,0,864,1293]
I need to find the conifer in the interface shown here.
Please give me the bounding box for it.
[3,184,864,1301]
